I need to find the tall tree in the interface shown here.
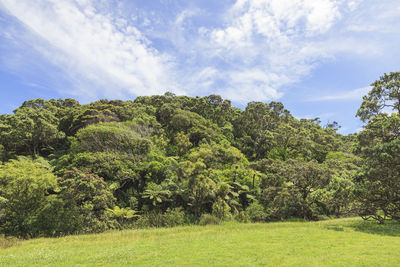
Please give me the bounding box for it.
[355,72,400,223]
[0,106,64,157]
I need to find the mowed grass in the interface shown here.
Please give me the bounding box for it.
[2,218,400,266]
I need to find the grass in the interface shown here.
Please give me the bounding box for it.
[1,217,400,266]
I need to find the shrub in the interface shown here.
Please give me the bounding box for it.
[0,157,57,237]
[234,211,250,223]
[212,197,231,220]
[198,214,220,225]
[163,208,186,227]
[107,206,140,228]
[38,168,118,235]
[134,208,186,228]
[0,234,20,249]
[246,201,267,222]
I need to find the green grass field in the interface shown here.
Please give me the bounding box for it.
[1,218,400,266]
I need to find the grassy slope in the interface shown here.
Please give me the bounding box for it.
[1,218,400,266]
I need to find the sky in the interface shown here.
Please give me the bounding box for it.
[0,0,399,134]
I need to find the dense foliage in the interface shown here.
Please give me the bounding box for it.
[2,72,399,236]
[355,72,400,223]
[0,157,57,237]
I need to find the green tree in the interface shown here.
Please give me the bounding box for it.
[40,168,117,235]
[355,72,400,223]
[0,106,64,157]
[0,157,57,237]
[255,159,331,220]
[142,182,172,209]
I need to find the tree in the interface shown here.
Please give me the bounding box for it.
[320,152,360,216]
[41,168,117,234]
[168,109,218,146]
[0,157,57,237]
[73,122,152,156]
[0,93,360,236]
[255,159,331,220]
[357,72,400,121]
[0,106,65,157]
[142,182,171,209]
[355,71,400,223]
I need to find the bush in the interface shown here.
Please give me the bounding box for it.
[198,214,220,225]
[246,201,267,222]
[0,157,57,237]
[163,208,186,227]
[107,206,140,228]
[234,211,250,223]
[212,197,231,220]
[134,208,186,228]
[0,144,6,162]
[0,234,19,249]
[38,168,118,235]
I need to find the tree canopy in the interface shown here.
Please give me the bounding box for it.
[355,71,400,223]
[4,79,396,236]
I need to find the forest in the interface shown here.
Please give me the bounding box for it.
[0,72,399,238]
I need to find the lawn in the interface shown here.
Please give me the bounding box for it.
[1,218,400,266]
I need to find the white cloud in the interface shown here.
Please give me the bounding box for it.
[0,0,399,105]
[190,0,344,102]
[184,0,396,103]
[346,0,363,12]
[345,0,400,34]
[308,87,371,102]
[175,9,199,26]
[219,69,283,102]
[0,0,180,99]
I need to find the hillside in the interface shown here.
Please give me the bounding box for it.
[2,72,400,238]
[0,94,361,237]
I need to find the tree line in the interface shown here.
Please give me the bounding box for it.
[0,72,399,237]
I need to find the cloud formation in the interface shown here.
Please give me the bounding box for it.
[0,0,179,99]
[0,0,399,103]
[195,0,343,102]
[308,87,371,102]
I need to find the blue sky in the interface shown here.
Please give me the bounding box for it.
[0,0,399,134]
